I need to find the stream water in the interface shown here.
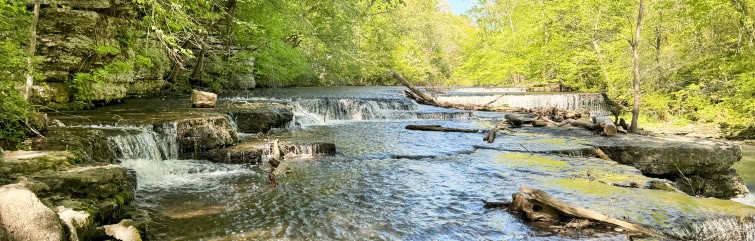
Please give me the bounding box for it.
[84,87,755,240]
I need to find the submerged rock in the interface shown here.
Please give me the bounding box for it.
[102,219,142,241]
[205,140,269,164]
[279,141,337,158]
[191,90,217,108]
[0,184,64,241]
[205,139,337,164]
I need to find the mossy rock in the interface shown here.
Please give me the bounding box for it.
[226,107,294,133]
[31,127,126,163]
[0,151,78,179]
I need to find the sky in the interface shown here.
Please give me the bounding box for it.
[446,0,474,15]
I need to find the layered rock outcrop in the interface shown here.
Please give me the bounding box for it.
[32,0,169,108]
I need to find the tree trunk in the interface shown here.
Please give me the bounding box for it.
[391,71,436,105]
[24,0,40,100]
[517,187,660,237]
[405,125,480,133]
[224,0,237,59]
[630,0,644,133]
[592,116,618,136]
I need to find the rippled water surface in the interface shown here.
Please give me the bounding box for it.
[110,87,755,240]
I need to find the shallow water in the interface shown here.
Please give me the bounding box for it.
[89,87,755,240]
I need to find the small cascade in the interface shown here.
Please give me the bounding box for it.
[107,130,165,160]
[290,98,417,126]
[152,122,179,160]
[101,123,180,161]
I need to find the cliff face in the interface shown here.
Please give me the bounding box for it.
[28,0,254,109]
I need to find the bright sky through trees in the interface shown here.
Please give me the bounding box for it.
[446,0,474,14]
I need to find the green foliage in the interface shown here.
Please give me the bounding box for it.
[0,0,32,147]
[69,61,133,103]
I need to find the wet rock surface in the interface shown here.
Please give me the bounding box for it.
[227,107,293,133]
[176,116,239,158]
[519,127,749,198]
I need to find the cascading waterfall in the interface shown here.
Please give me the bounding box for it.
[449,87,528,93]
[290,98,418,126]
[107,130,165,160]
[435,93,609,113]
[106,123,179,161]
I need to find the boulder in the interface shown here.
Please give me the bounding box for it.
[31,165,134,201]
[0,184,64,241]
[676,169,750,198]
[28,165,136,226]
[176,116,238,157]
[191,90,217,108]
[228,108,294,133]
[205,140,268,164]
[56,206,91,241]
[102,219,142,241]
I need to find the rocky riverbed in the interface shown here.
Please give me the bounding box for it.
[1,87,754,240]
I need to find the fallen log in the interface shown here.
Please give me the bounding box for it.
[569,120,600,131]
[405,125,480,133]
[593,148,612,161]
[392,72,436,105]
[269,139,289,187]
[484,127,509,143]
[618,118,629,131]
[532,120,549,127]
[517,186,659,237]
[391,72,533,113]
[592,116,618,136]
[505,114,539,127]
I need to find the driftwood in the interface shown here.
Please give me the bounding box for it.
[505,114,528,127]
[504,114,548,128]
[592,116,618,136]
[514,186,660,237]
[593,148,612,161]
[392,72,436,105]
[532,120,549,127]
[569,120,601,131]
[618,118,629,131]
[269,140,289,187]
[405,125,480,133]
[532,106,581,123]
[484,126,512,143]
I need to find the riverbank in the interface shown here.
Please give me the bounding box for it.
[1,86,754,240]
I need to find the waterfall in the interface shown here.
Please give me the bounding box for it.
[99,123,180,161]
[152,122,179,160]
[434,93,609,113]
[290,98,417,126]
[449,87,528,93]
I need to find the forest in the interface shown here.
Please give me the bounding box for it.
[1,0,755,144]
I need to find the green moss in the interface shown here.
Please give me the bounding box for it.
[574,170,652,184]
[554,179,755,217]
[494,153,569,170]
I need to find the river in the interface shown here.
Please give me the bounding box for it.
[87,87,754,240]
